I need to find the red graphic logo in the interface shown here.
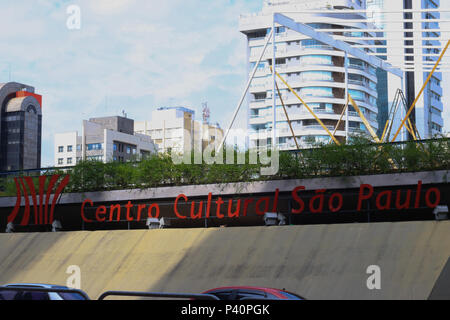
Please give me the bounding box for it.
[7,175,70,226]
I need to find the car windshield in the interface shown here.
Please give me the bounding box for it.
[58,292,86,300]
[0,290,50,300]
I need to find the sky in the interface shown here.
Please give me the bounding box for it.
[0,0,449,167]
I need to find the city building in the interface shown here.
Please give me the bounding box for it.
[135,107,223,154]
[0,82,42,171]
[240,0,380,149]
[367,0,444,139]
[54,116,157,167]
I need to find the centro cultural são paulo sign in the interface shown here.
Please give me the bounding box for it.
[5,175,442,227]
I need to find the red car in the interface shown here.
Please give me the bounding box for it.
[202,286,305,300]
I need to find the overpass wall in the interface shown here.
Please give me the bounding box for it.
[1,221,449,300]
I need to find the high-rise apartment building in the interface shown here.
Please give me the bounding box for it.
[367,0,444,139]
[135,107,223,154]
[240,0,380,149]
[54,116,157,167]
[0,82,42,171]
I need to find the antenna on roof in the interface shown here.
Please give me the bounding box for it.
[202,102,210,124]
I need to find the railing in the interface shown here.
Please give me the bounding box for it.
[0,138,448,195]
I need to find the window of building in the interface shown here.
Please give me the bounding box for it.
[67,158,73,164]
[77,144,82,151]
[431,123,442,132]
[300,71,332,82]
[86,155,103,161]
[87,143,103,151]
[299,55,332,66]
[67,145,73,152]
[126,146,131,154]
[58,146,64,153]
[58,158,64,165]
[300,87,333,97]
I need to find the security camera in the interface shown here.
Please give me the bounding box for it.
[146,218,160,229]
[159,217,170,229]
[433,205,449,221]
[264,212,278,226]
[5,222,15,233]
[52,220,62,232]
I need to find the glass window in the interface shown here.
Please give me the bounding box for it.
[67,145,73,152]
[300,87,333,97]
[87,143,102,151]
[299,55,332,65]
[67,158,72,164]
[349,89,366,101]
[301,39,329,49]
[300,71,332,81]
[58,158,64,165]
[86,155,103,161]
[58,146,64,153]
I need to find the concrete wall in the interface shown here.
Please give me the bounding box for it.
[1,220,449,300]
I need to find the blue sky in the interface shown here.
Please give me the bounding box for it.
[0,0,262,166]
[0,0,449,167]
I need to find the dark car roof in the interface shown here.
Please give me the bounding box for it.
[203,286,302,299]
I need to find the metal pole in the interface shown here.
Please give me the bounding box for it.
[216,29,274,152]
[400,75,406,142]
[344,52,349,142]
[275,80,299,149]
[272,14,277,149]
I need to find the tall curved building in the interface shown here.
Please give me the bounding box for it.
[0,82,42,171]
[240,0,380,149]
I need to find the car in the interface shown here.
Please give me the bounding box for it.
[202,286,305,300]
[0,283,90,300]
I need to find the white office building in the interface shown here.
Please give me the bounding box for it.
[135,107,223,154]
[366,0,444,139]
[240,0,380,149]
[54,116,157,167]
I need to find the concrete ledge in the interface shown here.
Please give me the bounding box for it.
[0,170,448,207]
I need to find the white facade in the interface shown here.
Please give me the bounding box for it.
[54,118,157,167]
[135,107,223,154]
[54,132,81,167]
[367,0,444,139]
[240,0,381,149]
